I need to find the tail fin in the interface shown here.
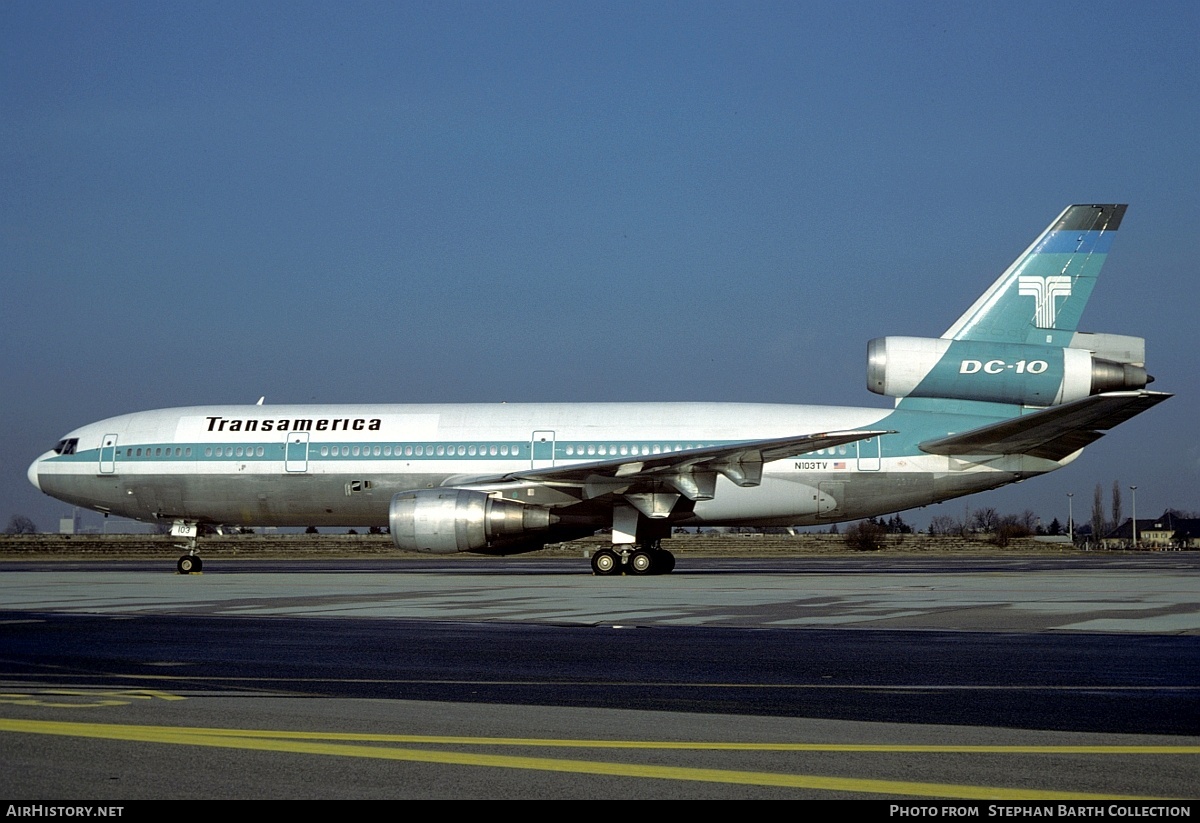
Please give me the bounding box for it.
[942,204,1126,346]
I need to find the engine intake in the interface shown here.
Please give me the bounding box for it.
[389,488,557,554]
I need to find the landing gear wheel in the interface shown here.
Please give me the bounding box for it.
[629,550,654,575]
[177,555,202,574]
[658,549,676,574]
[591,549,619,576]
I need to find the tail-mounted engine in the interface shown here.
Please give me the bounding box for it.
[867,333,1149,407]
[389,488,557,554]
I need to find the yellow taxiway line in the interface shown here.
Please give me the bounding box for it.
[1,717,1186,799]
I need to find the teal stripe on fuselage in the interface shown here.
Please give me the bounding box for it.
[45,438,744,465]
[41,407,1035,470]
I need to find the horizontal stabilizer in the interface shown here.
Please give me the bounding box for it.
[918,391,1171,460]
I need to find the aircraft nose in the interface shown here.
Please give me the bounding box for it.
[27,455,44,491]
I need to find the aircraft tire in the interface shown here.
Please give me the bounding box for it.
[177,555,202,574]
[591,549,619,576]
[629,550,654,575]
[658,550,676,574]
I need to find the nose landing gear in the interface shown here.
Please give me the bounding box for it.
[171,520,203,574]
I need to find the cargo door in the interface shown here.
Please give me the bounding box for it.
[818,481,844,518]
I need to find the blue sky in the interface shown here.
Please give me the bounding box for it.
[3,1,1198,532]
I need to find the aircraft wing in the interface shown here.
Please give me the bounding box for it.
[445,429,892,502]
[918,391,1171,460]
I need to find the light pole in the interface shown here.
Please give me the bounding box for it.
[1067,493,1074,545]
[1130,486,1138,549]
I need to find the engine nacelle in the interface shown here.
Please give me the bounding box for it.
[389,488,557,554]
[867,336,1149,406]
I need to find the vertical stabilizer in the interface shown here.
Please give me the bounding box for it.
[943,204,1126,346]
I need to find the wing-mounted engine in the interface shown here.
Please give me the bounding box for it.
[389,489,558,554]
[867,334,1149,407]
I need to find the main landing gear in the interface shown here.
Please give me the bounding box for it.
[592,504,677,575]
[590,543,676,576]
[172,520,203,574]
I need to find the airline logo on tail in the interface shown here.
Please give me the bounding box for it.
[1017,275,1072,329]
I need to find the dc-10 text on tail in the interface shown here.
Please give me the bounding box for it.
[28,205,1168,574]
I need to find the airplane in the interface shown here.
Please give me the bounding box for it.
[27,204,1169,575]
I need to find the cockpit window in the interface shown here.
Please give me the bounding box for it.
[53,438,78,455]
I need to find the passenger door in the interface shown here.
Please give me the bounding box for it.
[285,432,309,473]
[99,434,118,474]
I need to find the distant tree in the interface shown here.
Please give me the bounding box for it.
[843,520,887,551]
[305,526,319,534]
[990,514,1034,547]
[1111,481,1123,534]
[827,523,839,535]
[1092,483,1106,542]
[1047,517,1062,536]
[971,507,1000,534]
[4,515,36,534]
[1018,510,1039,533]
[929,515,961,536]
[347,529,358,535]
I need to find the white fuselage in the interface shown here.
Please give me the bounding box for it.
[28,401,1065,532]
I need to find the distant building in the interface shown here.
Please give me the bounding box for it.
[58,511,79,534]
[1103,511,1200,549]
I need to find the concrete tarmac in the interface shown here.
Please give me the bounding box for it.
[0,554,1197,800]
